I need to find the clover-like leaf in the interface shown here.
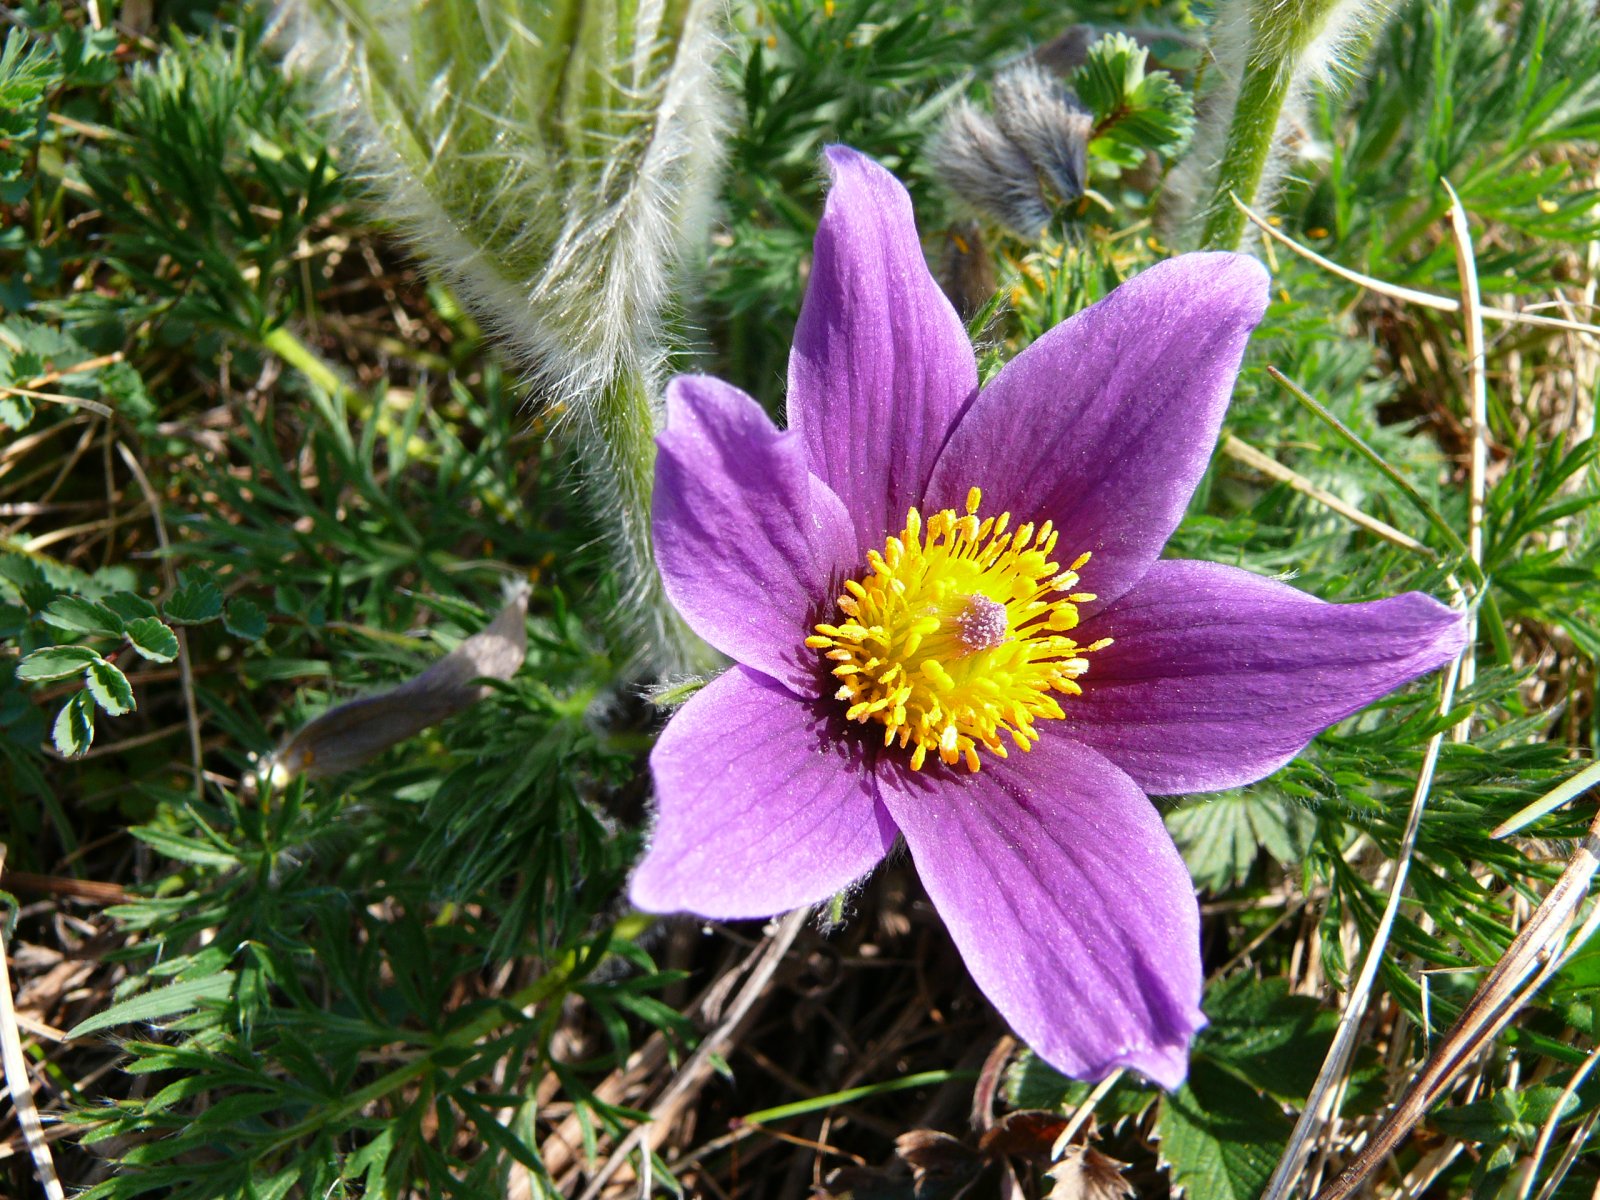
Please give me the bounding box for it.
[41,595,125,638]
[223,597,267,640]
[102,590,160,622]
[125,616,180,663]
[51,690,95,756]
[85,659,135,716]
[17,644,104,681]
[164,576,223,625]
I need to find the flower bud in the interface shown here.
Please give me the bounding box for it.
[931,63,1092,239]
[279,0,724,403]
[277,0,728,666]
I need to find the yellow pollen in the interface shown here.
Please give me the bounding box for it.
[810,488,1110,773]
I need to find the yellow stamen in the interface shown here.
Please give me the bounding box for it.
[809,488,1110,773]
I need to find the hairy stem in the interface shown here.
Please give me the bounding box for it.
[1199,54,1293,249]
[586,367,708,670]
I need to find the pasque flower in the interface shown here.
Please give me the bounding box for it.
[630,146,1465,1087]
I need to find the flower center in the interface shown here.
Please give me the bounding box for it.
[807,487,1110,773]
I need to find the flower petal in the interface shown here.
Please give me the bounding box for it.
[654,375,857,694]
[788,145,978,552]
[925,253,1271,609]
[631,666,899,919]
[1063,560,1467,795]
[876,738,1204,1089]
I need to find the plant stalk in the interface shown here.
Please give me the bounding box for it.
[1199,53,1293,249]
[587,367,706,669]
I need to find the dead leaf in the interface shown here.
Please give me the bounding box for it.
[270,582,528,780]
[1045,1145,1134,1200]
[978,1110,1069,1161]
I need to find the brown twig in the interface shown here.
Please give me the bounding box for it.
[0,870,132,906]
[1221,434,1432,556]
[0,844,68,1200]
[1313,806,1600,1199]
[574,910,808,1200]
[1262,657,1463,1200]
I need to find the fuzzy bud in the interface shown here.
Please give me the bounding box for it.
[279,0,724,405]
[277,0,728,667]
[931,63,1092,239]
[991,63,1093,211]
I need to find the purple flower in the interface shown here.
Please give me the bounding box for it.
[629,146,1466,1089]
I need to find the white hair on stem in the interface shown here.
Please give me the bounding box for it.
[274,0,728,670]
[1167,0,1391,247]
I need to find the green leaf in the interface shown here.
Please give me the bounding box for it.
[124,616,179,663]
[17,644,103,681]
[163,575,223,625]
[102,590,160,621]
[1071,32,1195,162]
[647,675,707,710]
[1003,1049,1157,1124]
[1195,975,1371,1107]
[1431,1084,1583,1147]
[0,551,57,612]
[1156,1061,1291,1200]
[1165,792,1316,890]
[223,596,267,640]
[41,595,124,638]
[84,659,135,716]
[51,690,95,757]
[0,30,57,181]
[99,359,156,424]
[0,391,33,431]
[346,1125,398,1196]
[129,825,239,868]
[67,972,236,1039]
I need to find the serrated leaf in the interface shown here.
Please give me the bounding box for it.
[223,596,267,640]
[7,348,44,380]
[0,601,27,642]
[1431,1084,1583,1147]
[1165,792,1315,890]
[1071,32,1194,161]
[124,616,179,663]
[1004,1049,1156,1124]
[163,576,223,625]
[0,30,56,180]
[41,595,124,637]
[67,971,236,1039]
[0,30,55,106]
[99,359,155,422]
[1156,1062,1289,1200]
[17,644,103,681]
[0,392,33,430]
[102,590,159,621]
[1251,791,1319,870]
[1195,976,1361,1106]
[84,659,134,716]
[51,690,95,756]
[0,551,55,612]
